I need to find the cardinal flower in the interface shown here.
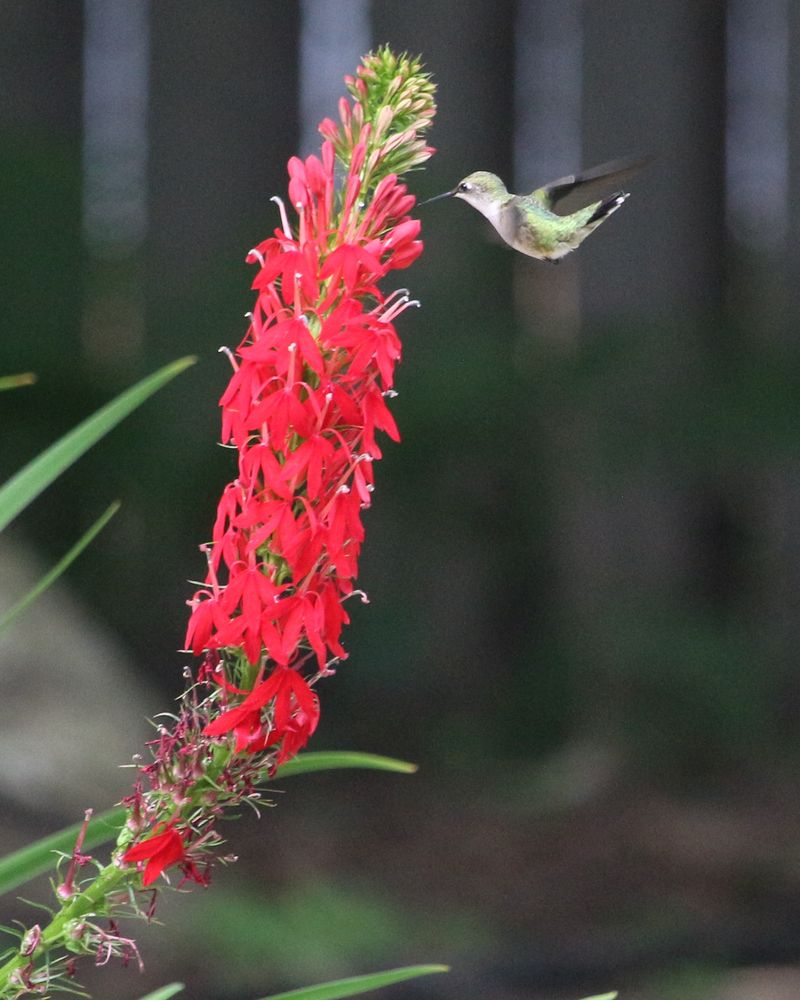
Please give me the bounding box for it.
[123,825,186,887]
[186,53,435,756]
[0,50,437,994]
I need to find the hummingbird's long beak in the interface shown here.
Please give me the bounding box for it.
[417,189,456,207]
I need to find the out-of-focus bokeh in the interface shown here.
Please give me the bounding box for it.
[3,2,800,998]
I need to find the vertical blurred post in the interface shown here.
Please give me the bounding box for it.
[126,3,301,667]
[548,2,728,741]
[581,2,726,321]
[726,0,790,332]
[726,0,796,731]
[369,0,521,720]
[0,1,84,373]
[759,0,800,697]
[298,0,371,158]
[513,1,583,352]
[146,2,300,309]
[81,0,150,369]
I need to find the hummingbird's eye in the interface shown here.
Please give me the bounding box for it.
[458,182,471,192]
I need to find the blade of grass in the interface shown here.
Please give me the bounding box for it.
[0,501,120,634]
[0,373,36,392]
[274,751,417,778]
[134,985,185,1000]
[0,752,416,896]
[0,808,126,897]
[254,965,449,1000]
[0,356,195,533]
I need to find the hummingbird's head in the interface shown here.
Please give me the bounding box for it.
[453,172,505,200]
[451,172,508,222]
[419,171,508,213]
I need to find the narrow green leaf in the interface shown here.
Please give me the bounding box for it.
[0,356,196,534]
[579,993,618,1000]
[0,373,36,392]
[0,501,120,634]
[254,965,449,1000]
[274,751,417,778]
[0,751,415,896]
[0,807,126,897]
[134,985,185,1000]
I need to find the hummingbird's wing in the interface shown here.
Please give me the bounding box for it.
[532,156,651,213]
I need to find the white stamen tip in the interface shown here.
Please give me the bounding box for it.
[217,345,238,371]
[270,195,293,239]
[247,248,265,266]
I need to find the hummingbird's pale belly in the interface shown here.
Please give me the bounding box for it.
[498,201,581,262]
[510,236,578,262]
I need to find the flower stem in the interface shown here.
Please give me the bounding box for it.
[0,862,127,994]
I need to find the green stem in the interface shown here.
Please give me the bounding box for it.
[0,740,245,993]
[0,862,128,995]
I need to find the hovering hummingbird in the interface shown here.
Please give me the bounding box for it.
[420,157,648,262]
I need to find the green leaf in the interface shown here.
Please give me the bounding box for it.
[0,373,36,392]
[254,965,449,1000]
[0,752,415,896]
[579,993,618,1000]
[0,501,120,633]
[134,985,185,1000]
[0,807,126,897]
[274,751,417,778]
[0,356,195,534]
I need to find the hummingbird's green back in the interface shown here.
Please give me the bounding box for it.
[499,192,629,260]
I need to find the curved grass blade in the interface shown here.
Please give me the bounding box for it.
[579,994,617,1000]
[134,985,185,1000]
[0,356,196,534]
[0,501,120,634]
[254,965,449,1000]
[0,808,126,897]
[0,373,36,392]
[274,751,417,778]
[0,752,416,896]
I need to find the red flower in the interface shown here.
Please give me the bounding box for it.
[204,666,319,758]
[123,825,186,886]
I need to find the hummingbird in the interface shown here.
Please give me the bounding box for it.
[420,157,648,262]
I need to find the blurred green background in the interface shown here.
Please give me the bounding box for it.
[3,2,800,998]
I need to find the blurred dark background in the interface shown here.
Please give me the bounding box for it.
[3,1,800,998]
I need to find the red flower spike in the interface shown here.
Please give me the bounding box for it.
[188,48,435,770]
[42,54,437,988]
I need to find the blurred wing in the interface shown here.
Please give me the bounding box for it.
[532,156,652,213]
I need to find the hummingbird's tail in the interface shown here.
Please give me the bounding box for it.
[586,190,629,225]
